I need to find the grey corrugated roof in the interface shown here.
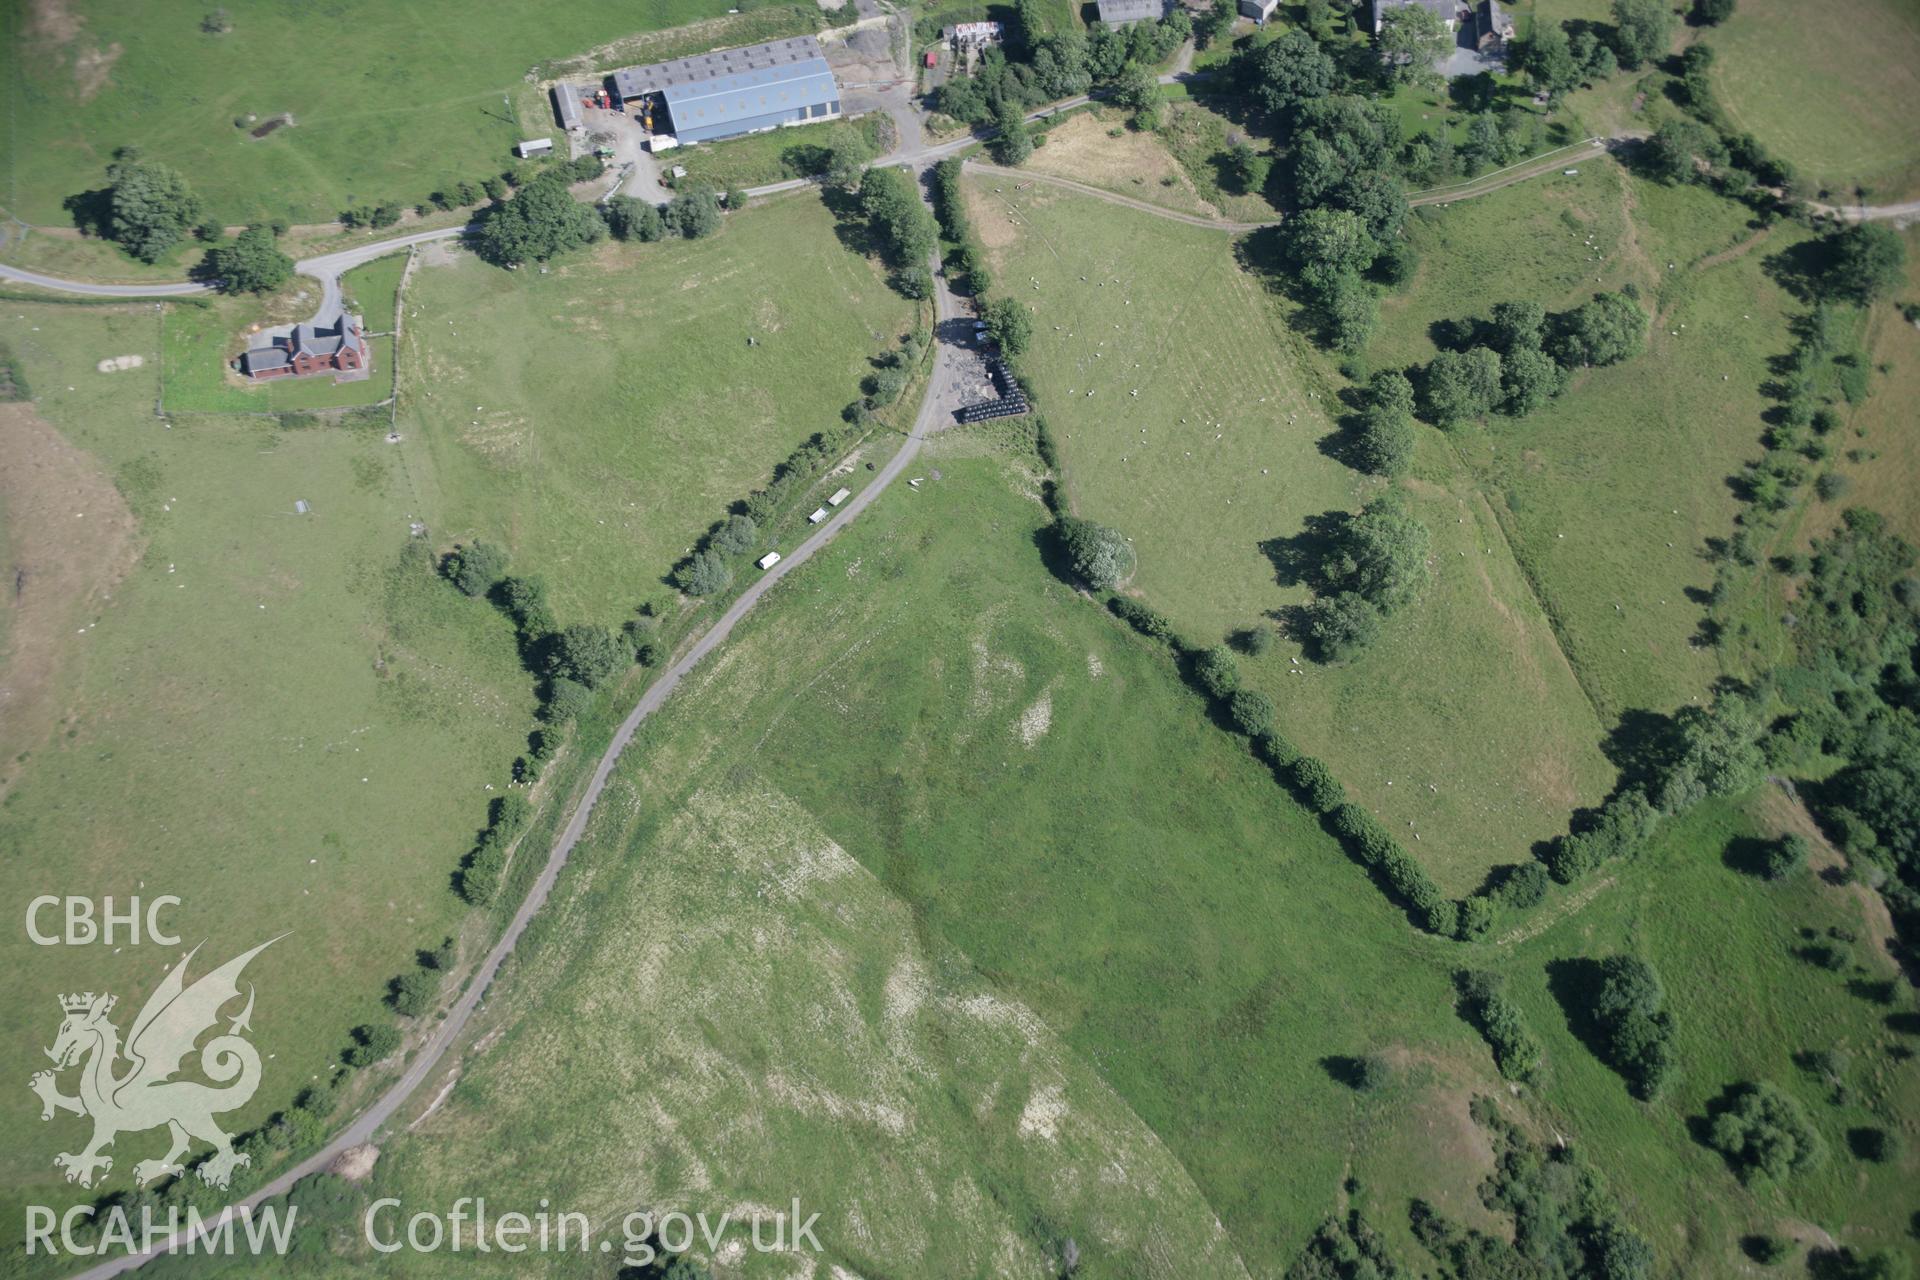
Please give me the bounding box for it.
[662,58,837,133]
[553,82,583,130]
[611,35,828,102]
[1096,0,1167,23]
[241,346,289,373]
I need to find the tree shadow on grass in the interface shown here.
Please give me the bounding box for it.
[1031,522,1081,589]
[61,187,113,237]
[1259,510,1347,590]
[1598,707,1683,796]
[1318,1055,1371,1090]
[1721,835,1777,879]
[1544,956,1611,1064]
[1761,237,1837,306]
[820,183,882,261]
[1314,412,1372,472]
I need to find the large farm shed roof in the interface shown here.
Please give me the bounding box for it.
[1095,0,1168,23]
[611,36,830,104]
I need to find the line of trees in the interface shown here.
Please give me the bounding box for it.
[204,224,294,294]
[457,792,535,905]
[1419,289,1646,428]
[1274,94,1410,355]
[930,157,992,296]
[475,168,607,265]
[858,166,938,298]
[932,0,1188,133]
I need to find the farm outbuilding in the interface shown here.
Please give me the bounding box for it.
[515,138,553,158]
[610,36,840,145]
[1096,0,1170,26]
[1238,0,1278,20]
[551,82,585,133]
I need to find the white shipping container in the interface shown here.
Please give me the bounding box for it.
[808,507,829,524]
[757,551,782,570]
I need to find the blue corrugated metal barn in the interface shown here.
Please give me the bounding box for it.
[610,36,841,145]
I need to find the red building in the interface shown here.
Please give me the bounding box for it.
[239,313,368,380]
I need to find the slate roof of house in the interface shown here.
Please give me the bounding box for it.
[291,313,365,359]
[239,312,363,375]
[1096,0,1168,23]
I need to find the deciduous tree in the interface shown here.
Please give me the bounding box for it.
[105,155,206,263]
[209,225,293,294]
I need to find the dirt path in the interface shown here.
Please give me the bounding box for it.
[1406,138,1612,207]
[1492,874,1616,948]
[966,160,1274,230]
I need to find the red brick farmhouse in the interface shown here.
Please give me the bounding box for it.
[238,313,368,380]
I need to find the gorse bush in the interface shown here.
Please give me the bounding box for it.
[447,541,510,597]
[1706,1081,1825,1180]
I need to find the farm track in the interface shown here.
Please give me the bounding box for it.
[67,184,972,1280]
[5,116,1918,310]
[972,136,1616,234]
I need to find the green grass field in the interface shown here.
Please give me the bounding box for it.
[395,192,915,623]
[1,0,818,227]
[1373,165,1800,722]
[355,439,1487,1278]
[966,176,1609,886]
[1707,0,1920,202]
[337,433,1917,1279]
[1500,791,1920,1267]
[0,193,916,1265]
[341,252,409,332]
[668,114,888,192]
[0,298,536,1249]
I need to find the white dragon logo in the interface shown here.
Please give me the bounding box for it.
[29,938,280,1190]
